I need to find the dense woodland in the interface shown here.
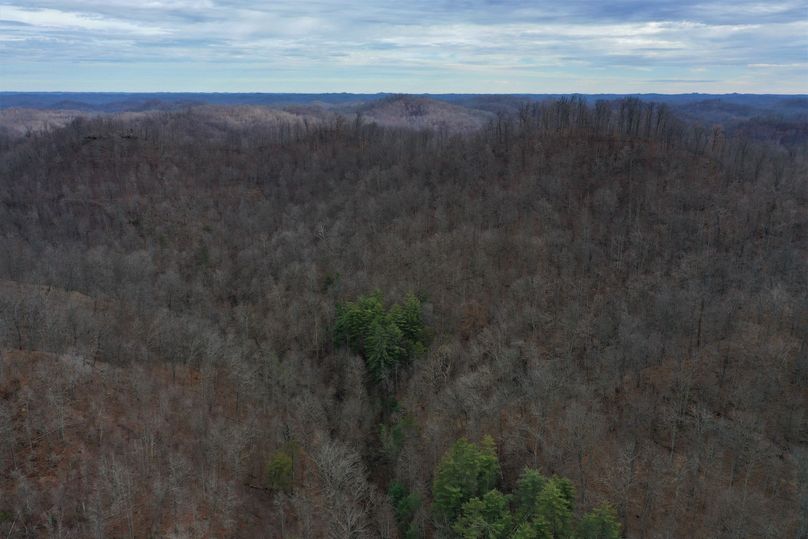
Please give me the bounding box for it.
[0,97,806,538]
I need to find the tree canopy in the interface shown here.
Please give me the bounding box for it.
[334,292,426,384]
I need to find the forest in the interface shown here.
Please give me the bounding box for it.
[0,96,806,538]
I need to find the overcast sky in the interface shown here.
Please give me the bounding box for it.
[1,1,806,93]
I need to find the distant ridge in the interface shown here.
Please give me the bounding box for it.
[358,95,493,132]
[2,91,806,112]
[2,92,806,143]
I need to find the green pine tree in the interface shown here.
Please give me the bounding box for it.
[432,436,500,525]
[514,467,548,522]
[577,503,621,539]
[535,480,574,539]
[264,450,294,492]
[388,481,421,538]
[452,489,512,539]
[365,317,405,382]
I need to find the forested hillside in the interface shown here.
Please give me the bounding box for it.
[0,98,805,538]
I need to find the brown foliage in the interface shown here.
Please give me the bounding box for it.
[0,98,805,537]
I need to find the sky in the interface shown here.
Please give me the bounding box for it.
[1,1,807,93]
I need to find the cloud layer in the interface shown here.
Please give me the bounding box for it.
[1,0,806,92]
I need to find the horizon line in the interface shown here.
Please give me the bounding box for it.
[2,91,807,97]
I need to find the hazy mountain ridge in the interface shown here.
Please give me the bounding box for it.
[4,93,808,144]
[4,92,807,145]
[4,91,807,111]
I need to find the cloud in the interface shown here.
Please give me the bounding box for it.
[648,79,719,83]
[0,5,166,34]
[748,62,808,68]
[0,0,806,92]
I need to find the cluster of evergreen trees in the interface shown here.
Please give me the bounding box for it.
[335,297,621,538]
[334,292,427,385]
[433,437,620,538]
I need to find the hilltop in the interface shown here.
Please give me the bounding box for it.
[356,95,494,132]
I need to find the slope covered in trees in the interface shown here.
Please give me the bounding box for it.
[0,98,805,537]
[356,95,494,133]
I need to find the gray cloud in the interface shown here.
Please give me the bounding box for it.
[648,79,720,83]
